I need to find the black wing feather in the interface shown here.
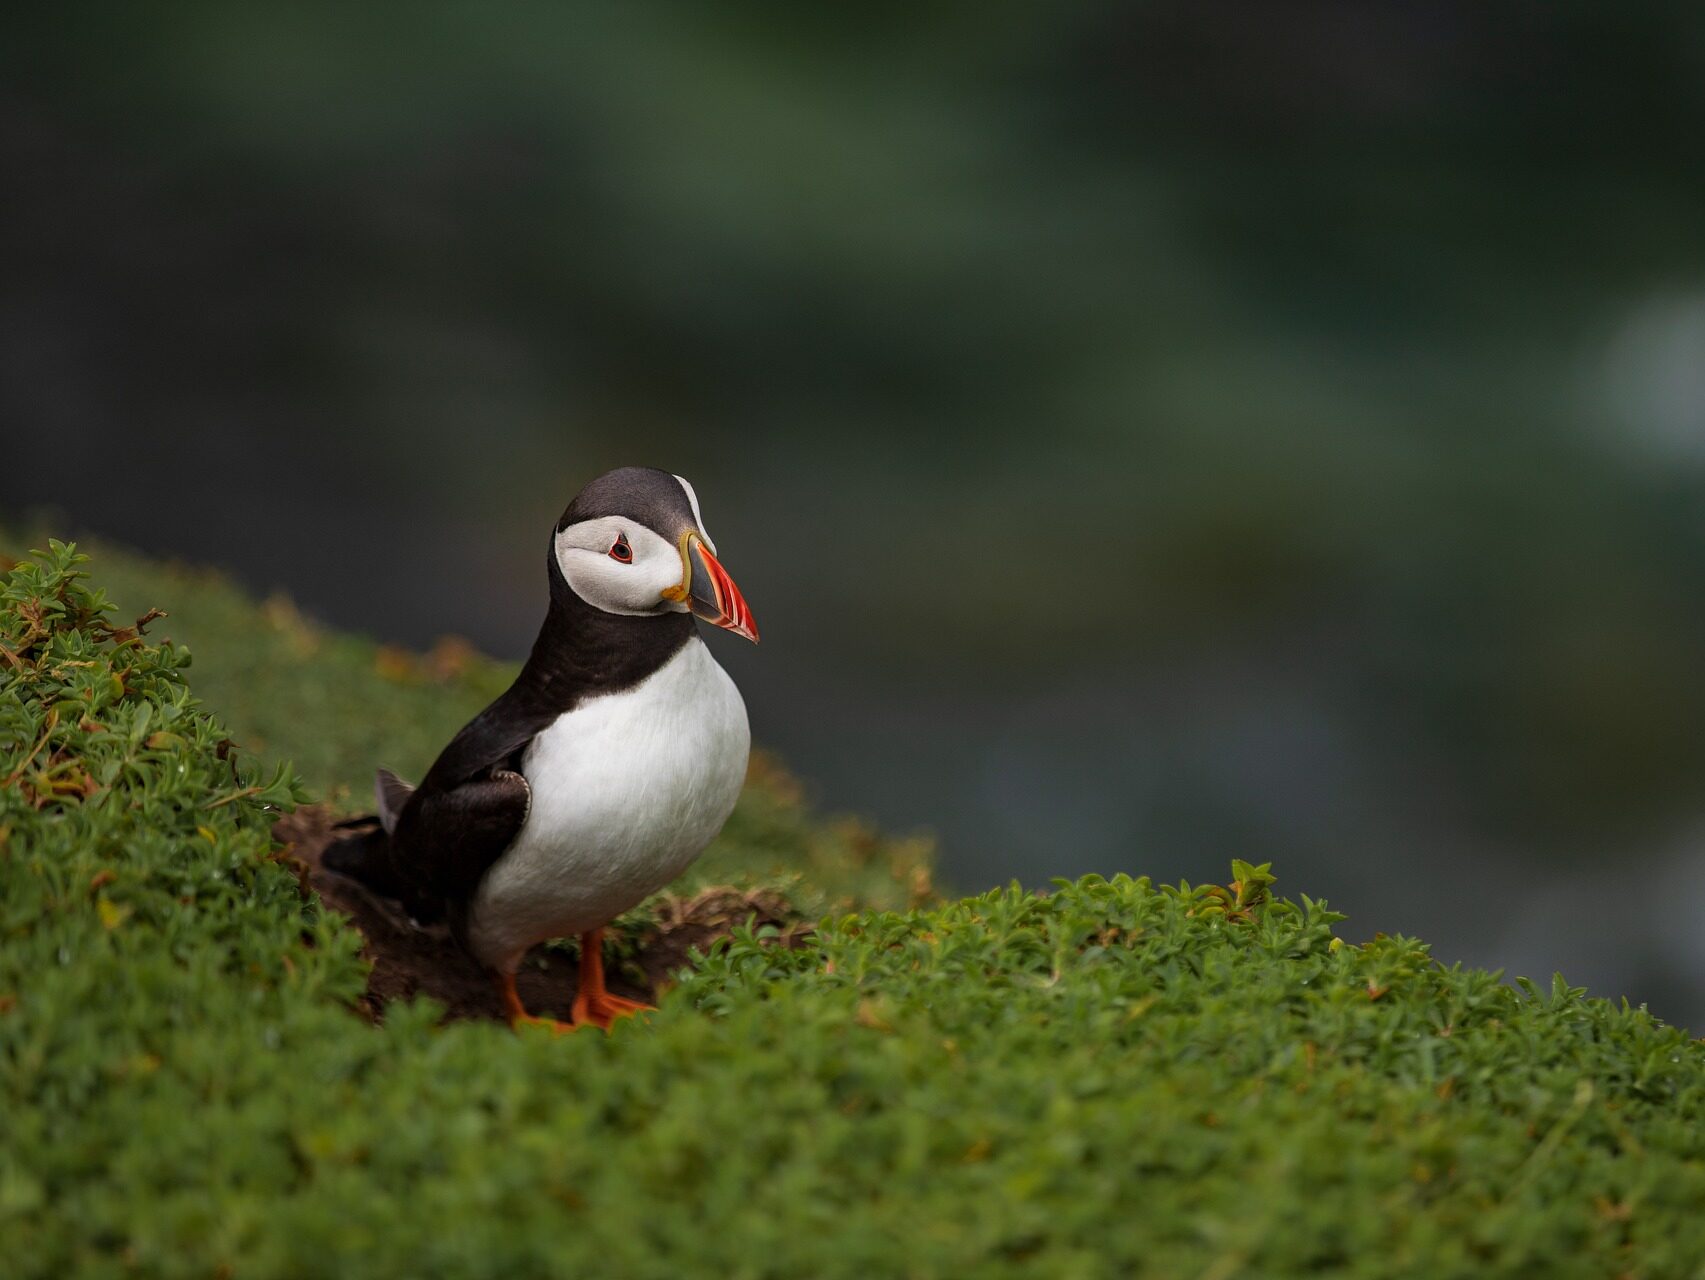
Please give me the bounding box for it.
[390,768,532,935]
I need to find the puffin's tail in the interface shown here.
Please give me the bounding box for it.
[321,819,405,899]
[320,767,416,900]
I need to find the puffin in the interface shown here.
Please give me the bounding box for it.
[323,466,758,1031]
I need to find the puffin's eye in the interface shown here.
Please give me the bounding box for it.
[608,534,634,564]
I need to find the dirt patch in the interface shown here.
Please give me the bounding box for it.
[275,806,809,1025]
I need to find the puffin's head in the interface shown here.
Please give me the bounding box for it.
[552,467,758,642]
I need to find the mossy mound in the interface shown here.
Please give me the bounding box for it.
[4,544,1704,1279]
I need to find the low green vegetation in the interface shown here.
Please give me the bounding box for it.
[4,543,1704,1279]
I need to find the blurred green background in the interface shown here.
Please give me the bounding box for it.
[6,4,1705,1024]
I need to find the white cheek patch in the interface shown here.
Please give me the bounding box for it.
[555,518,687,616]
[673,474,715,553]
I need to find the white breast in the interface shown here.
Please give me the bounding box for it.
[466,636,749,971]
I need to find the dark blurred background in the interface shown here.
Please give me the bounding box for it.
[6,4,1705,1024]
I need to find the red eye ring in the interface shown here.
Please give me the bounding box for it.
[608,534,633,564]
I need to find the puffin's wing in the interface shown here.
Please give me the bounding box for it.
[401,767,533,921]
[323,768,530,926]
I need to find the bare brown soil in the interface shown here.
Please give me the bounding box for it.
[275,806,806,1026]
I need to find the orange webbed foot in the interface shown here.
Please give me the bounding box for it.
[571,928,655,1031]
[571,989,655,1031]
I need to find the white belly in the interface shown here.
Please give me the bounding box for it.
[466,636,749,970]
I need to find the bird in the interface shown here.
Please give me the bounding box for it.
[323,466,758,1031]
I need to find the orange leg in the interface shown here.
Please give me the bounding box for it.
[571,927,654,1030]
[494,970,575,1035]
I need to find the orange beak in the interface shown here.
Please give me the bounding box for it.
[670,532,759,643]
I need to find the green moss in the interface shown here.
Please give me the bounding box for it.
[4,543,1705,1279]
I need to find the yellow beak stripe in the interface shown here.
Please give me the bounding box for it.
[659,530,696,604]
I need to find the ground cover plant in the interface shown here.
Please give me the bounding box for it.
[4,542,1705,1279]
